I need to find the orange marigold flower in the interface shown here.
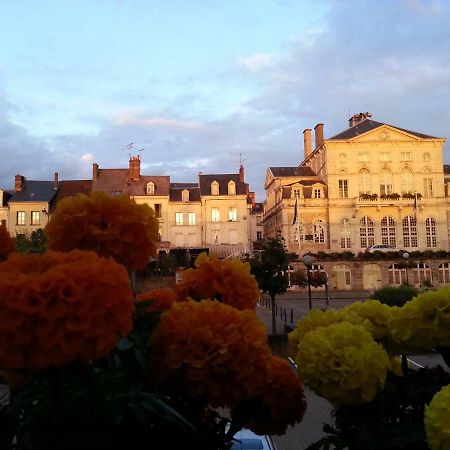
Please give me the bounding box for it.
[135,288,178,312]
[45,192,159,270]
[0,223,15,261]
[149,299,273,408]
[175,253,260,310]
[237,356,306,436]
[0,250,133,370]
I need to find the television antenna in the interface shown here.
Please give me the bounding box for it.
[125,142,134,158]
[138,148,144,159]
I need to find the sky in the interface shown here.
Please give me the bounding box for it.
[1,0,449,200]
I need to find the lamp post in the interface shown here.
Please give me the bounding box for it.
[402,251,410,285]
[303,254,315,310]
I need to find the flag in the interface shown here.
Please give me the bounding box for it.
[413,192,418,211]
[292,196,298,225]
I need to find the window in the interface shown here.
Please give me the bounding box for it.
[360,216,375,248]
[146,182,155,195]
[340,218,351,249]
[211,207,220,222]
[188,212,196,225]
[313,220,325,243]
[402,216,418,248]
[358,169,372,195]
[381,216,396,247]
[380,169,393,195]
[228,180,236,195]
[379,152,391,162]
[313,189,321,199]
[439,263,450,284]
[425,217,437,247]
[293,188,301,198]
[401,152,412,161]
[256,231,262,241]
[228,207,237,222]
[291,221,304,243]
[182,189,189,202]
[338,180,348,198]
[154,204,162,218]
[17,211,25,225]
[31,211,40,225]
[423,178,433,197]
[423,152,431,161]
[400,168,414,194]
[358,153,369,162]
[211,181,219,196]
[175,212,183,225]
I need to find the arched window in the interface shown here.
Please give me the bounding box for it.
[425,217,437,247]
[332,264,352,290]
[358,168,372,195]
[412,262,432,286]
[388,263,403,286]
[228,180,236,196]
[291,220,304,243]
[313,219,325,243]
[360,216,375,248]
[379,169,393,196]
[439,263,450,284]
[400,168,414,194]
[381,216,396,247]
[402,216,418,248]
[340,218,351,249]
[146,182,155,195]
[211,181,219,196]
[182,189,189,202]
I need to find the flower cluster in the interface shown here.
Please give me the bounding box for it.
[424,384,450,450]
[175,252,260,310]
[295,322,391,406]
[0,223,15,261]
[0,250,133,369]
[45,191,159,270]
[135,288,178,312]
[388,287,450,353]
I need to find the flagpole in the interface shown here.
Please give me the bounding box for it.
[414,192,419,249]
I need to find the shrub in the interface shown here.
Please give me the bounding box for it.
[369,285,418,307]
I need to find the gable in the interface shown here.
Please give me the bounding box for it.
[346,125,425,143]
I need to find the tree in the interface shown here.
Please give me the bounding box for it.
[15,229,47,254]
[249,237,289,334]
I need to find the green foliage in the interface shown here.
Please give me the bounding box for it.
[159,253,178,275]
[14,229,47,254]
[370,285,419,307]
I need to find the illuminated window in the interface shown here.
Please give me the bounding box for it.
[146,182,155,195]
[175,212,183,225]
[211,208,220,222]
[31,211,40,225]
[188,212,196,225]
[228,207,237,221]
[17,211,26,225]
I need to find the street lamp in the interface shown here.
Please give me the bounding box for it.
[303,254,315,310]
[402,251,410,285]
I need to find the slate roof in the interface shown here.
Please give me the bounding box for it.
[1,191,12,207]
[251,202,264,213]
[51,180,92,212]
[269,167,316,177]
[198,174,247,196]
[329,119,438,140]
[170,183,201,202]
[92,169,171,196]
[9,181,58,203]
[444,165,450,175]
[286,179,326,187]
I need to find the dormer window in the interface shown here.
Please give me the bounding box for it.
[182,189,189,202]
[228,180,236,195]
[146,182,155,195]
[211,181,219,196]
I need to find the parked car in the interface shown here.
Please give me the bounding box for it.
[231,429,276,450]
[366,244,398,253]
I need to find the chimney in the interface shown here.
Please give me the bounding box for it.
[349,112,372,128]
[129,156,140,181]
[54,172,59,190]
[314,123,324,149]
[15,174,25,192]
[93,163,99,182]
[303,128,312,159]
[239,164,245,182]
[248,191,255,207]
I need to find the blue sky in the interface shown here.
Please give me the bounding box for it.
[1,0,449,200]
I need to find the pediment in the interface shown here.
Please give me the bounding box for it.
[349,125,423,143]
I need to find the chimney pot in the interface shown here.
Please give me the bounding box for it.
[349,112,372,128]
[303,129,312,160]
[314,123,324,149]
[129,156,140,181]
[239,164,245,182]
[15,174,25,192]
[54,172,59,190]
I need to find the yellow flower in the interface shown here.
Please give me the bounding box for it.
[295,322,390,406]
[0,250,133,370]
[388,286,450,354]
[45,192,158,270]
[424,384,450,450]
[0,223,15,261]
[175,252,260,310]
[149,299,273,408]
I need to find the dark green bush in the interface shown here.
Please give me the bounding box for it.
[370,285,419,307]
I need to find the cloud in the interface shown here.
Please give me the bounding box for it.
[238,53,273,72]
[115,114,205,130]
